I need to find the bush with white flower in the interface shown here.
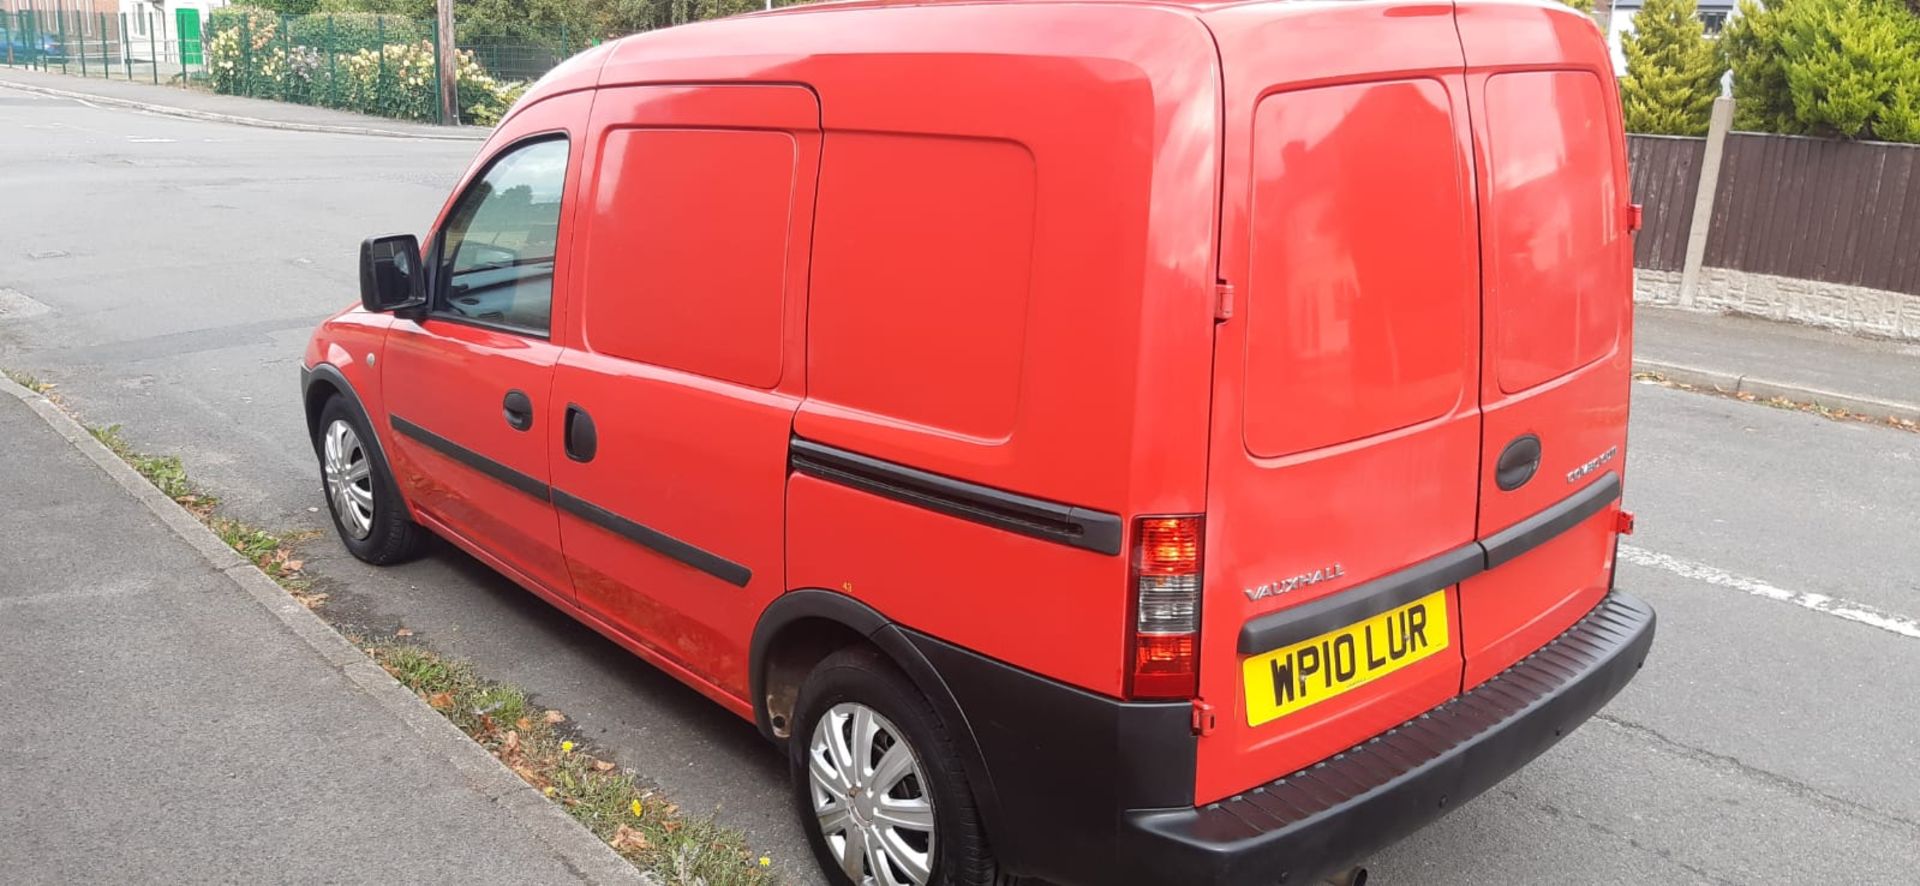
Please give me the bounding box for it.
[207,9,528,126]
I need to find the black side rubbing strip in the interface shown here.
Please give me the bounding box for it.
[552,490,752,588]
[788,438,1124,556]
[1481,472,1622,569]
[390,415,550,502]
[1239,543,1484,655]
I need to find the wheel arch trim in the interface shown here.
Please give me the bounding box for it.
[749,589,1010,864]
[302,363,406,515]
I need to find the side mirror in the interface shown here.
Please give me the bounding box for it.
[359,234,427,314]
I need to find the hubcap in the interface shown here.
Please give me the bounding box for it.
[322,419,374,541]
[807,702,936,886]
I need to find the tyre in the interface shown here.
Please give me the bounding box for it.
[316,396,426,565]
[791,647,998,886]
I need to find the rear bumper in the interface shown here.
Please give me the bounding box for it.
[1120,590,1656,885]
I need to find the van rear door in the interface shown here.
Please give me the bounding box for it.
[1195,1,1480,806]
[1453,2,1635,687]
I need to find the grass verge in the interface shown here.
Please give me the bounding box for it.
[362,638,776,884]
[3,368,55,396]
[9,376,778,885]
[1635,371,1920,434]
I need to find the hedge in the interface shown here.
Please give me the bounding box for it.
[208,7,528,126]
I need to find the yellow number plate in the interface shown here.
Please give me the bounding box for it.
[1242,590,1450,727]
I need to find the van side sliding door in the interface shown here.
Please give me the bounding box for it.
[547,85,822,713]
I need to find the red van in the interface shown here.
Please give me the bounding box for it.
[301,0,1654,882]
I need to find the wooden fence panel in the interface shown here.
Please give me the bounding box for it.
[1705,133,1920,295]
[1625,134,1705,272]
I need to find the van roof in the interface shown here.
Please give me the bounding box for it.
[513,0,1585,123]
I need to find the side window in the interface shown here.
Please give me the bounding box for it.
[436,137,570,336]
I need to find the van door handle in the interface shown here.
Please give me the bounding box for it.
[565,404,597,463]
[1496,434,1542,491]
[502,389,534,432]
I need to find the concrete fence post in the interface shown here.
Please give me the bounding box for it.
[1680,97,1735,309]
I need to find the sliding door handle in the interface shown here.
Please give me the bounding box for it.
[565,404,597,463]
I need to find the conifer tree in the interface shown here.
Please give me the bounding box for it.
[1620,0,1726,135]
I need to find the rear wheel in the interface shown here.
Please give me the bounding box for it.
[316,396,425,565]
[791,647,997,886]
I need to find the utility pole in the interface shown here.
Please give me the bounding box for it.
[436,0,457,126]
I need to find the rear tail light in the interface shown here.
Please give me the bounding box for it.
[1128,515,1202,699]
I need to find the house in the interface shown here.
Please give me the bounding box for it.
[1,0,224,67]
[1606,0,1739,77]
[119,0,227,66]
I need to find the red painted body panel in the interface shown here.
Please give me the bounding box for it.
[1196,0,1481,805]
[1455,1,1635,687]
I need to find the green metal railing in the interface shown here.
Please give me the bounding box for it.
[2,8,585,126]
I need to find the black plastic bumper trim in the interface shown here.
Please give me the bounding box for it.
[1239,543,1483,655]
[390,414,551,502]
[552,489,751,588]
[898,629,1196,884]
[1123,590,1656,886]
[1481,472,1622,568]
[789,437,1124,556]
[1239,472,1623,656]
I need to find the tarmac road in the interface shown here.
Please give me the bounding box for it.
[5,87,1919,884]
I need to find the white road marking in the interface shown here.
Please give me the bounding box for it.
[127,136,175,143]
[1619,544,1920,640]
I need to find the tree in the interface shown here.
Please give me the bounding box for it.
[1725,0,1920,142]
[1562,0,1595,14]
[1619,0,1726,135]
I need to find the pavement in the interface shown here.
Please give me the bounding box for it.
[5,85,1920,885]
[0,384,642,884]
[1635,303,1920,422]
[0,64,491,140]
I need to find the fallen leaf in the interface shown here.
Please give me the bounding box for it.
[394,628,414,638]
[661,819,682,834]
[612,823,649,852]
[592,759,616,773]
[284,559,304,571]
[477,713,497,736]
[515,717,533,731]
[502,731,521,756]
[543,710,566,725]
[512,763,549,789]
[426,691,454,710]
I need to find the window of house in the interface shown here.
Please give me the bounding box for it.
[435,137,570,336]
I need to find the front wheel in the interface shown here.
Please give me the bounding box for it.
[316,396,425,565]
[790,647,999,886]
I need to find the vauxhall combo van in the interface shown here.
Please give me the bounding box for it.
[301,0,1655,882]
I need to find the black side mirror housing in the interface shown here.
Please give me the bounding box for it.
[359,234,427,314]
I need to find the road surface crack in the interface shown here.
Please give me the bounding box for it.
[1499,786,1743,886]
[1598,714,1920,835]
